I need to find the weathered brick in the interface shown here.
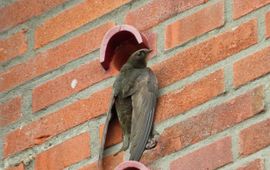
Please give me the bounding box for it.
[0,0,67,32]
[266,11,270,39]
[233,0,270,19]
[155,70,224,123]
[35,0,130,48]
[0,23,114,93]
[79,152,123,170]
[141,86,264,164]
[154,19,257,88]
[6,163,24,170]
[4,88,111,157]
[170,137,232,170]
[125,0,207,31]
[0,31,27,63]
[233,46,270,87]
[0,96,21,127]
[237,159,264,170]
[239,118,270,156]
[99,120,122,148]
[35,132,90,170]
[32,60,113,112]
[165,1,224,50]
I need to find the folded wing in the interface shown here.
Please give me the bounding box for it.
[98,95,115,168]
[129,68,158,161]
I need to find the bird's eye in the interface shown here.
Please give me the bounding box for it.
[139,51,145,56]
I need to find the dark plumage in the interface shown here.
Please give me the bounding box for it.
[99,48,158,167]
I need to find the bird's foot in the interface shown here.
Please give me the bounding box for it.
[145,134,159,150]
[145,138,157,150]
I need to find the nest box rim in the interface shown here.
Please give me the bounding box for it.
[100,24,149,70]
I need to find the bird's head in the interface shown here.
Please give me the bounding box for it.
[127,48,152,68]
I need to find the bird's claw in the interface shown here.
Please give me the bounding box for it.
[145,130,159,150]
[145,140,156,150]
[145,137,158,150]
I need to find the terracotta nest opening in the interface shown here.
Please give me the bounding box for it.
[100,25,150,72]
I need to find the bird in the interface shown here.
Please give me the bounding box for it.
[98,48,158,167]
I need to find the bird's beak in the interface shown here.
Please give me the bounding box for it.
[146,49,152,54]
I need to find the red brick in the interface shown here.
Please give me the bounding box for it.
[99,120,122,148]
[35,132,90,170]
[0,0,67,32]
[165,1,224,50]
[266,11,270,39]
[141,86,264,164]
[35,0,130,48]
[0,31,27,63]
[170,137,232,170]
[233,46,270,87]
[233,0,270,19]
[154,19,257,88]
[79,152,124,170]
[155,70,224,123]
[4,88,111,157]
[0,96,21,127]
[237,159,264,170]
[239,118,270,156]
[6,163,24,170]
[0,23,114,93]
[32,60,113,112]
[125,0,207,31]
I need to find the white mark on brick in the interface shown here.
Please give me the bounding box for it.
[71,79,78,89]
[232,26,238,31]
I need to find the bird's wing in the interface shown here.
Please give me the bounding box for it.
[98,77,121,169]
[98,95,115,168]
[129,68,158,161]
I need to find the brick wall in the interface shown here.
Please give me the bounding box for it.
[1,0,270,169]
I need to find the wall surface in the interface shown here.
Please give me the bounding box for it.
[1,0,270,169]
